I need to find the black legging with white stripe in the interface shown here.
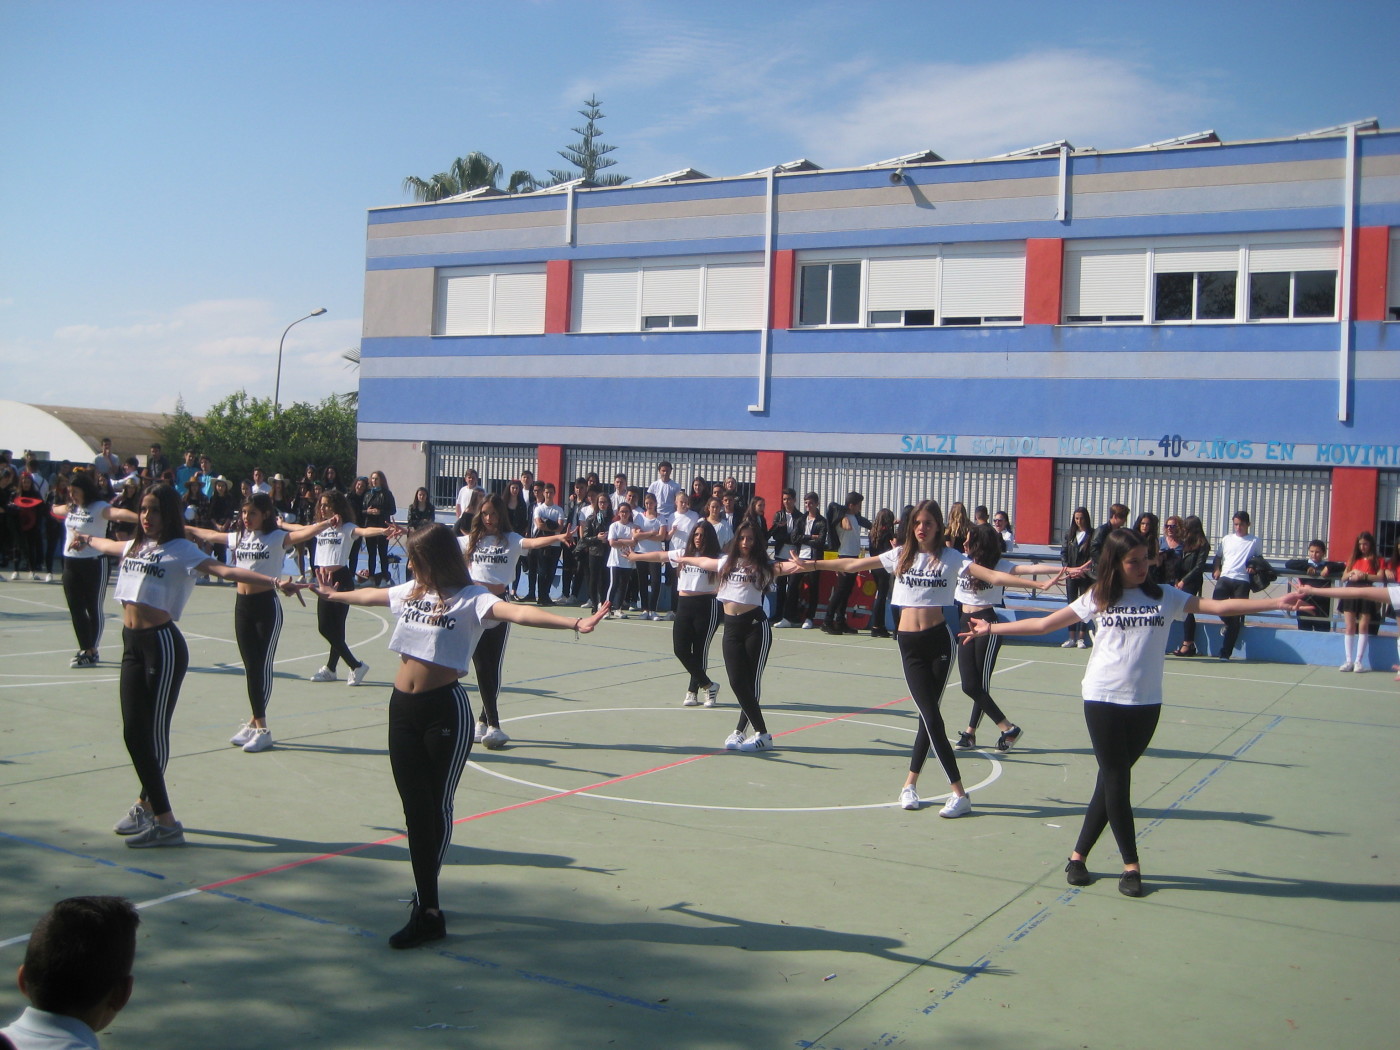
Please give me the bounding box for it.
[958,607,1007,730]
[62,556,108,651]
[471,621,510,729]
[723,608,770,735]
[673,595,720,693]
[234,590,283,720]
[120,622,189,816]
[317,567,362,672]
[899,623,961,782]
[388,681,474,912]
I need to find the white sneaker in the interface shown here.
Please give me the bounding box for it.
[939,794,971,818]
[481,726,509,749]
[474,722,487,743]
[310,666,338,682]
[682,691,700,707]
[723,730,745,750]
[774,618,794,629]
[31,572,42,581]
[1076,639,1088,649]
[801,619,815,630]
[662,612,675,621]
[704,683,720,707]
[609,611,625,619]
[1353,665,1370,674]
[348,663,370,687]
[242,728,274,753]
[8,572,18,581]
[229,723,256,747]
[737,732,774,752]
[1060,639,1076,648]
[1338,662,1353,672]
[43,573,53,583]
[899,785,920,810]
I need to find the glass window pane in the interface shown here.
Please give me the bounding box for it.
[1154,273,1192,320]
[1196,271,1237,320]
[1293,270,1336,317]
[868,310,901,325]
[643,315,670,329]
[829,262,861,324]
[799,264,829,325]
[671,315,699,328]
[1249,272,1290,319]
[904,309,936,326]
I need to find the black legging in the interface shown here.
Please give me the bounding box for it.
[870,568,891,632]
[588,552,609,611]
[958,608,1007,731]
[783,570,820,623]
[388,682,473,912]
[62,556,108,651]
[471,621,509,728]
[826,572,856,628]
[317,567,362,672]
[1075,701,1161,865]
[673,595,720,692]
[899,623,960,782]
[723,608,771,735]
[1065,576,1090,641]
[234,589,283,720]
[636,561,661,614]
[1212,577,1252,656]
[120,622,189,816]
[607,566,634,611]
[366,535,390,579]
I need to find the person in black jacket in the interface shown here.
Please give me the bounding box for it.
[769,489,801,626]
[823,491,872,634]
[1169,515,1211,655]
[1060,506,1094,648]
[362,471,397,586]
[782,492,829,629]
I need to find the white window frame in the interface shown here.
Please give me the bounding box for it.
[434,264,547,336]
[573,254,765,333]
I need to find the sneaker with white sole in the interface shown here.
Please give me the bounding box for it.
[737,732,773,752]
[114,805,152,835]
[474,721,487,743]
[682,691,700,707]
[774,618,794,628]
[704,683,720,707]
[723,730,745,750]
[1077,639,1088,649]
[996,725,1024,753]
[310,666,338,682]
[662,612,675,621]
[801,619,815,629]
[1338,662,1353,672]
[481,726,509,749]
[939,794,971,818]
[126,821,186,848]
[1060,639,1076,648]
[348,663,371,687]
[70,651,85,669]
[229,723,256,747]
[954,731,976,750]
[242,728,274,753]
[1353,665,1370,674]
[899,785,920,810]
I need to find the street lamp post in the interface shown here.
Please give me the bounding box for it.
[273,308,328,418]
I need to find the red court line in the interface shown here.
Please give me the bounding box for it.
[199,693,911,892]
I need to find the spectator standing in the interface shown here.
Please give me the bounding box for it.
[93,438,120,479]
[1210,510,1262,661]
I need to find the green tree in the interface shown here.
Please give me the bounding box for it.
[548,95,627,186]
[161,391,357,485]
[402,150,537,202]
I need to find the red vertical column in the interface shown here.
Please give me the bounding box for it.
[1014,457,1055,545]
[755,450,787,510]
[1328,467,1379,558]
[1354,226,1391,321]
[545,260,572,334]
[770,250,795,330]
[537,444,564,493]
[1023,238,1064,326]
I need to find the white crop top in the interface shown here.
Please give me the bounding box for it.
[387,582,503,673]
[954,558,1014,609]
[64,500,111,560]
[1071,586,1191,706]
[113,538,211,618]
[878,546,966,608]
[313,523,361,568]
[460,532,523,587]
[668,549,718,595]
[226,529,290,579]
[715,554,768,606]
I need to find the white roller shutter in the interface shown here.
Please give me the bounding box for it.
[575,267,640,332]
[941,251,1024,318]
[1153,245,1241,272]
[867,256,939,311]
[641,266,701,316]
[1248,240,1340,272]
[491,271,547,335]
[438,273,490,335]
[1063,248,1149,319]
[703,262,765,330]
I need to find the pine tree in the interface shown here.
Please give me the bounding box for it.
[548,96,628,186]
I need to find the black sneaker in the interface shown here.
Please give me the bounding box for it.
[389,897,446,950]
[1118,870,1144,898]
[1065,858,1091,886]
[996,725,1024,752]
[954,731,976,750]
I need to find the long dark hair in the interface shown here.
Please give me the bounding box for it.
[465,493,513,557]
[869,508,895,548]
[1091,528,1162,610]
[129,483,185,547]
[1347,531,1377,570]
[1068,506,1092,533]
[896,499,945,578]
[725,520,774,590]
[68,471,100,507]
[965,523,1005,569]
[687,519,722,559]
[405,524,472,606]
[1181,515,1209,554]
[318,489,355,525]
[240,493,279,538]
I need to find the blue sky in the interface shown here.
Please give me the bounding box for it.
[2,0,1396,415]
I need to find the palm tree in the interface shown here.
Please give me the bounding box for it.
[403,151,537,201]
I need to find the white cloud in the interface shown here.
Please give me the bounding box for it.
[2,299,360,415]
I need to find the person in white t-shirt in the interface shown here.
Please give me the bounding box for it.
[963,527,1309,897]
[71,484,301,848]
[48,471,138,668]
[307,524,608,949]
[530,483,568,606]
[184,493,335,752]
[805,501,1054,817]
[1210,510,1263,660]
[631,492,668,619]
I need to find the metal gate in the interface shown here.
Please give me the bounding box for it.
[787,455,1017,521]
[1053,461,1330,559]
[564,447,756,498]
[426,443,537,507]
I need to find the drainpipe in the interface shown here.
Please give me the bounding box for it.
[1056,145,1069,222]
[1337,125,1356,422]
[749,166,776,414]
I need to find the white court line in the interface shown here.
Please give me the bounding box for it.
[0,889,201,949]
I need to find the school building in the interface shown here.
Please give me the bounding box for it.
[356,120,1400,559]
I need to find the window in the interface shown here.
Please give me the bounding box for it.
[867,256,937,326]
[572,256,765,333]
[1063,248,1147,323]
[800,262,862,325]
[1247,242,1339,321]
[1152,245,1238,322]
[435,266,546,336]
